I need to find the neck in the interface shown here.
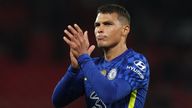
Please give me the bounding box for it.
[103,42,127,61]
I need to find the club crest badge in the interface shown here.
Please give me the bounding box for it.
[107,68,117,80]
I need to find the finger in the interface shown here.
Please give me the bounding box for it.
[70,50,79,68]
[64,29,80,46]
[64,29,77,41]
[70,49,77,60]
[88,45,95,55]
[70,50,76,61]
[68,25,78,36]
[74,24,83,36]
[73,24,84,43]
[68,25,83,44]
[64,29,73,39]
[83,31,89,45]
[63,36,76,48]
[71,48,78,58]
[68,24,84,45]
[63,36,71,45]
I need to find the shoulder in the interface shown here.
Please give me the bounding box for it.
[124,49,150,79]
[125,49,149,66]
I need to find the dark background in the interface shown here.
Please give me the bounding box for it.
[0,0,192,108]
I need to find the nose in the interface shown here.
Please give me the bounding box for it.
[96,25,104,33]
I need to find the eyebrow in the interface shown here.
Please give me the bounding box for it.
[94,20,114,26]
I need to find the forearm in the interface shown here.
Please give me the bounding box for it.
[52,66,84,107]
[78,54,132,104]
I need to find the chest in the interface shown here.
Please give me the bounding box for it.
[83,59,127,95]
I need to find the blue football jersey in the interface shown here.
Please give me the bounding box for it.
[52,49,150,108]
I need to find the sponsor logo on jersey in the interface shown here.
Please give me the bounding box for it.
[126,66,144,79]
[90,91,106,108]
[107,68,117,80]
[134,60,146,72]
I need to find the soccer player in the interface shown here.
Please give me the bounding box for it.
[52,4,150,108]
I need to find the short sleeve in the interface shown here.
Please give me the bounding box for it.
[117,54,150,90]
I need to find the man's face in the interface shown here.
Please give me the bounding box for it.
[94,12,125,48]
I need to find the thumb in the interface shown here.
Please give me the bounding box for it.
[70,49,76,62]
[88,45,95,55]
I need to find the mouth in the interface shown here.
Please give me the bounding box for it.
[96,35,106,41]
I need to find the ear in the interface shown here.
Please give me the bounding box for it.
[122,25,130,37]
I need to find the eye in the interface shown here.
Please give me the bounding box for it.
[94,23,100,27]
[103,22,113,26]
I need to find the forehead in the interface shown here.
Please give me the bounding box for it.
[95,13,119,22]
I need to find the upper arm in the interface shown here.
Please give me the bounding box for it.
[119,55,150,90]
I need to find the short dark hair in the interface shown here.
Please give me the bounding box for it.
[97,4,131,25]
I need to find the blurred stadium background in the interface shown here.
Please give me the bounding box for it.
[0,0,192,108]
